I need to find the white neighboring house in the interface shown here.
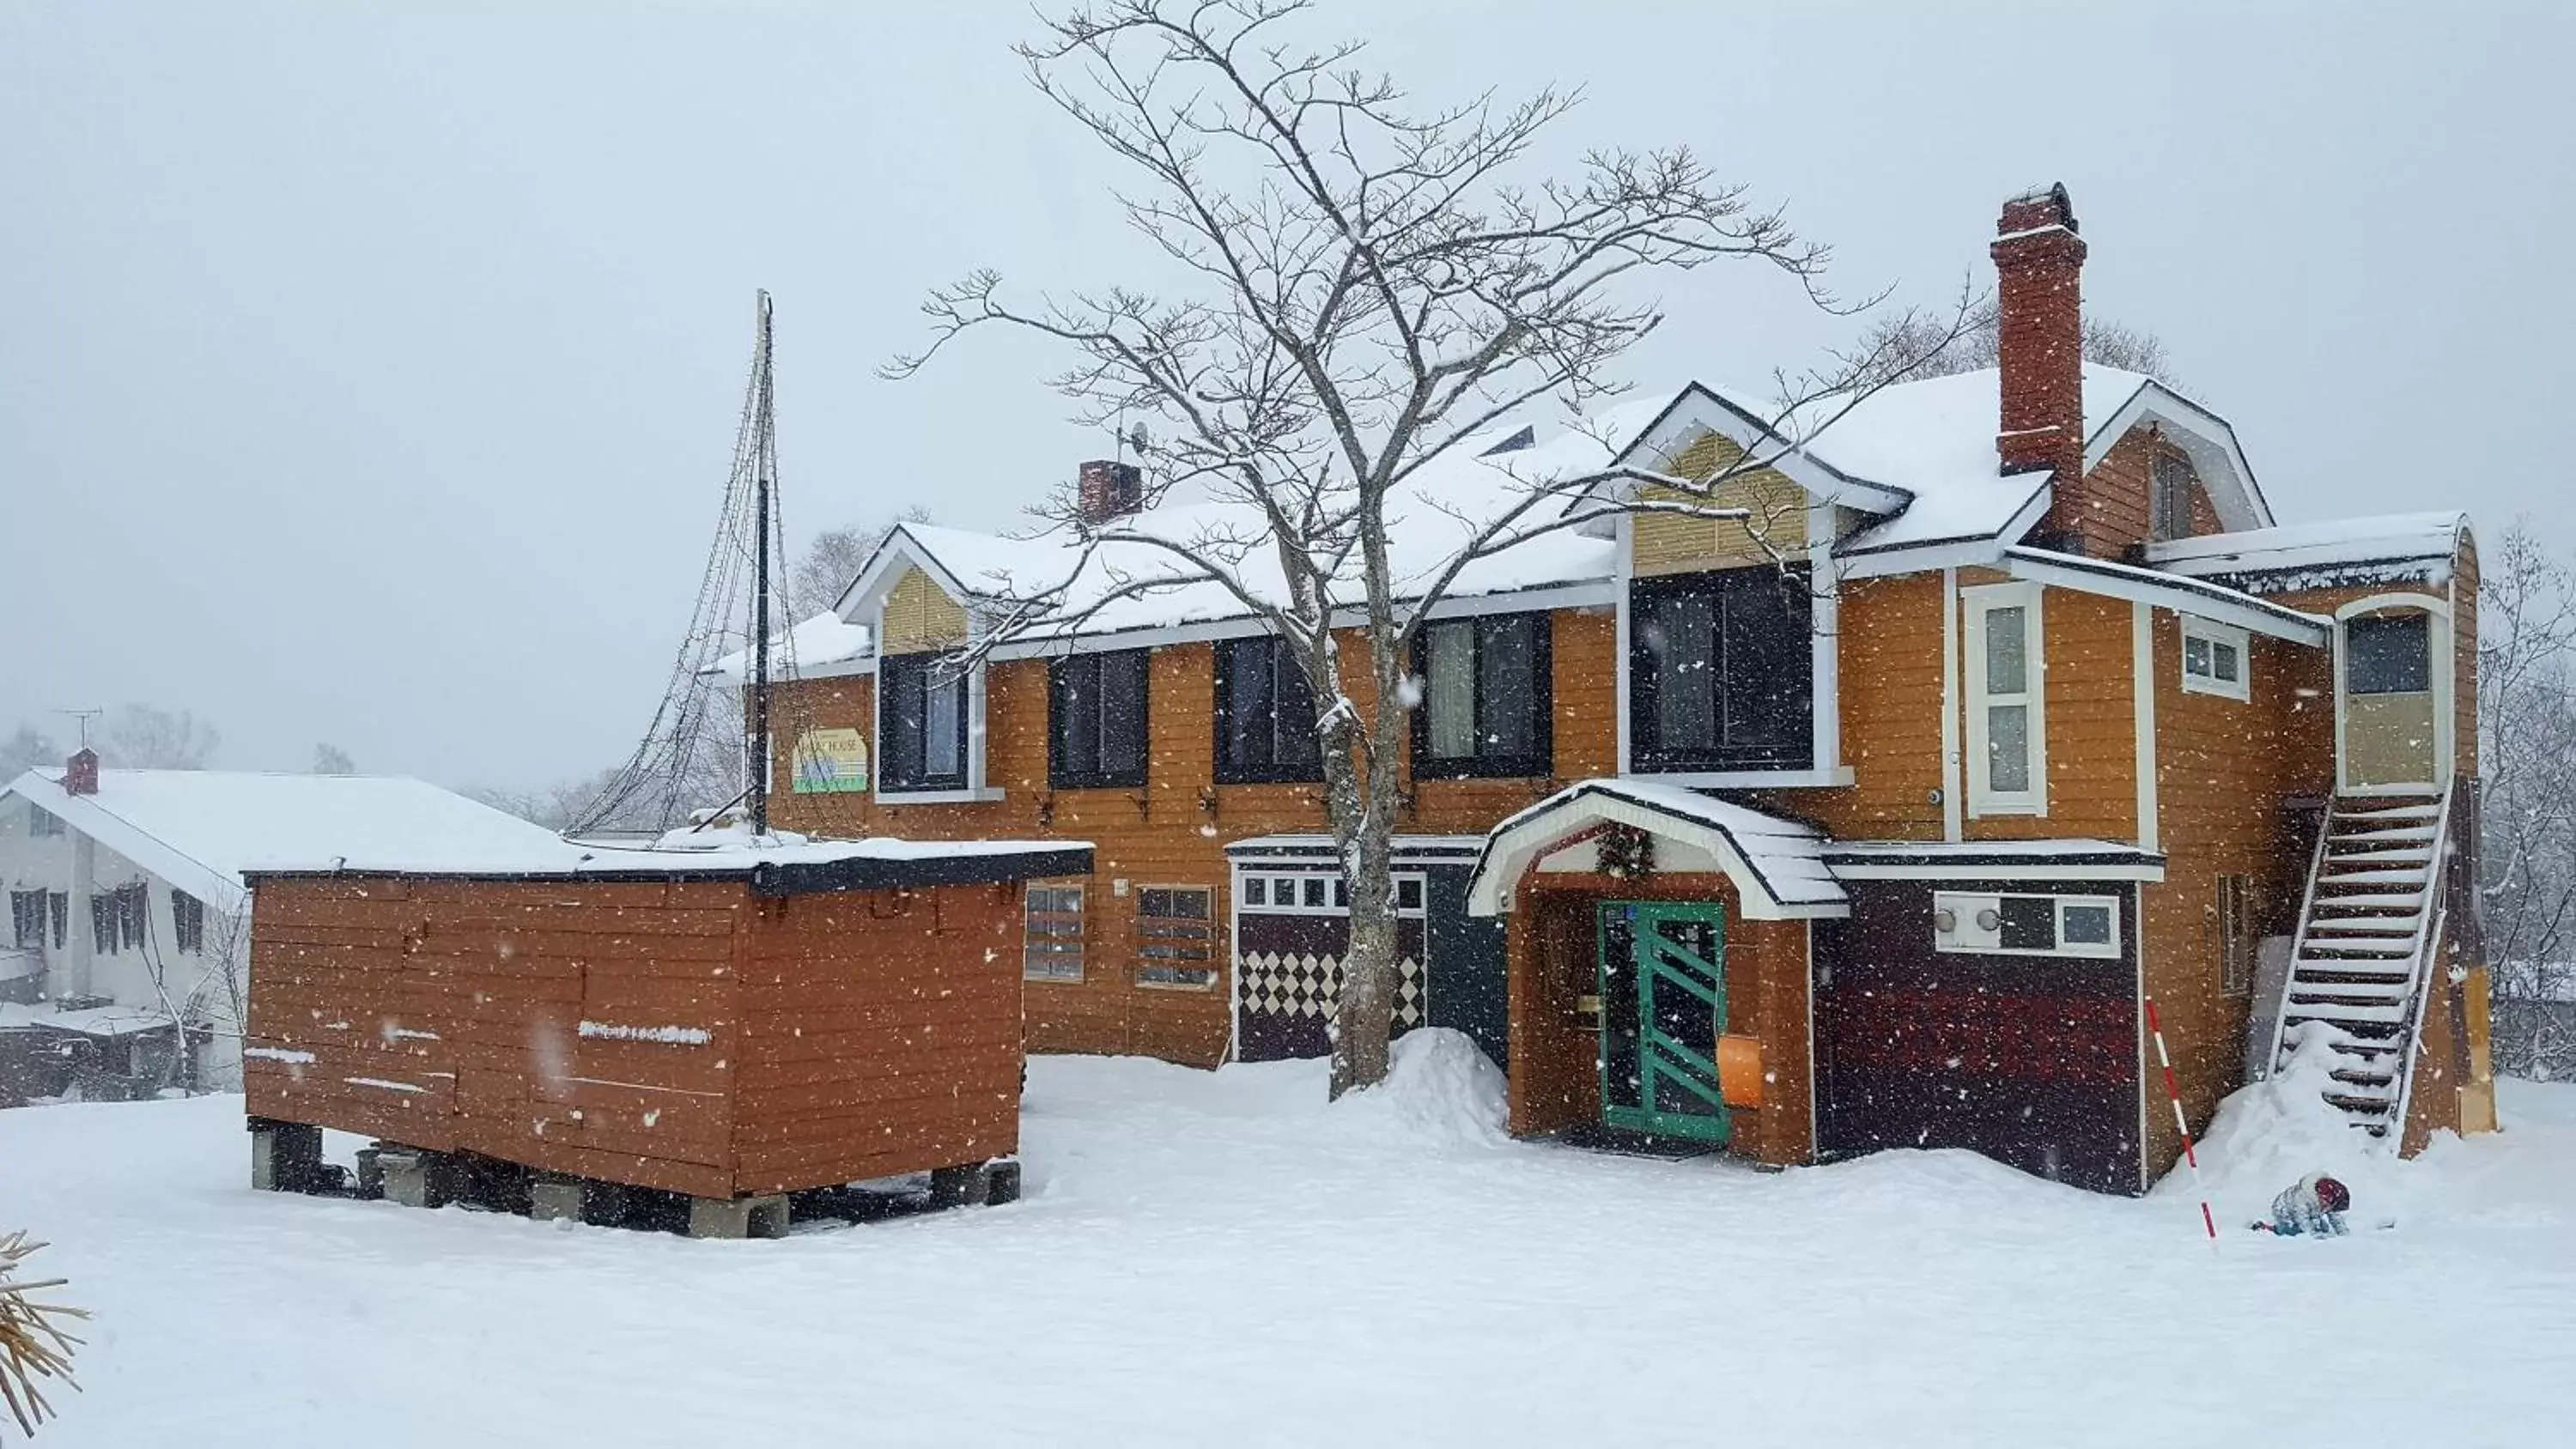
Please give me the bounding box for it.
[0,751,569,1096]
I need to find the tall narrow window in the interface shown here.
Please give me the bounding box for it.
[1023,884,1084,981]
[1049,649,1151,789]
[1136,886,1217,987]
[1965,582,2045,815]
[879,652,970,792]
[1214,637,1323,784]
[172,889,205,955]
[9,890,44,950]
[1629,565,1814,772]
[2151,452,2196,543]
[2217,874,2255,996]
[27,805,64,838]
[1413,613,1552,779]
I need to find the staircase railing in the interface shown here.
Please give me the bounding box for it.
[2386,776,2463,1148]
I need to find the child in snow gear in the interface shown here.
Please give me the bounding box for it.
[2252,1173,2351,1236]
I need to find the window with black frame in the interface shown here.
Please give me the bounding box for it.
[1214,636,1323,784]
[878,652,969,792]
[1629,564,1814,772]
[1412,612,1552,779]
[1048,649,1150,789]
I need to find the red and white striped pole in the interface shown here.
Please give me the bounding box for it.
[2144,996,2219,1242]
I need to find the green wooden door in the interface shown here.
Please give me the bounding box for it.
[1596,901,1730,1143]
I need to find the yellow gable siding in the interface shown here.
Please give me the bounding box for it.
[882,567,969,652]
[1631,430,1809,575]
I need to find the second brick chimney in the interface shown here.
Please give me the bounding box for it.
[1991,183,2090,550]
[1075,459,1144,528]
[63,747,99,797]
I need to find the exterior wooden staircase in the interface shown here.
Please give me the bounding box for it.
[2265,782,2464,1138]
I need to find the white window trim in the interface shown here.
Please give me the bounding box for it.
[2179,617,2251,702]
[868,642,999,804]
[1022,882,1085,983]
[1610,507,1846,789]
[1963,580,2047,818]
[2331,591,2454,796]
[1932,890,2121,960]
[1235,868,1428,918]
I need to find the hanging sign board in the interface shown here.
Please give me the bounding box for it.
[791,728,868,794]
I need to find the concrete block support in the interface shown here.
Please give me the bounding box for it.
[686,1194,790,1240]
[927,1164,979,1210]
[529,1173,585,1223]
[979,1159,1022,1206]
[379,1149,465,1210]
[249,1119,325,1193]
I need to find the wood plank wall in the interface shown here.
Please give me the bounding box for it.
[246,876,747,1199]
[769,609,1626,1066]
[246,875,1028,1200]
[731,884,1023,1195]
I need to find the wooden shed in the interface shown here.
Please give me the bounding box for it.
[240,835,1090,1235]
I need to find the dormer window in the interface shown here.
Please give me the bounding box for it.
[1628,565,1814,773]
[2151,452,2196,543]
[879,652,969,792]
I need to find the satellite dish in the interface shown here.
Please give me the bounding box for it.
[1127,421,1151,456]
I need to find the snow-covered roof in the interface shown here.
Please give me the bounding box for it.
[1824,838,2167,882]
[813,362,2282,661]
[1464,778,1847,919]
[706,611,873,679]
[241,819,1095,897]
[2144,512,2468,595]
[1,769,574,917]
[0,999,181,1038]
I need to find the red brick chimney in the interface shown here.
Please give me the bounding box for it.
[1991,183,2090,550]
[63,748,99,797]
[1076,459,1144,527]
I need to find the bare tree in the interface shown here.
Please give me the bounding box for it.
[0,728,56,780]
[99,705,218,770]
[1852,297,2175,388]
[889,0,1965,1095]
[311,743,356,775]
[793,506,936,617]
[2477,522,2576,1077]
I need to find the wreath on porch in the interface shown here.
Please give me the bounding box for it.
[1598,822,1656,880]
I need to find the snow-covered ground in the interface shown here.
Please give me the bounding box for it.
[3,1032,2572,1447]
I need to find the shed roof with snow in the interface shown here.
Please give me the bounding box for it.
[1465,779,1848,920]
[1,768,575,916]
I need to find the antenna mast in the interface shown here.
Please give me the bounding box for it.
[747,290,775,837]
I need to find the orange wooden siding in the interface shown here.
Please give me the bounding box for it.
[245,874,1026,1200]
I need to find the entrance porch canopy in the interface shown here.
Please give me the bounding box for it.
[1463,779,1849,921]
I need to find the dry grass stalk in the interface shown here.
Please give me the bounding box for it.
[0,1233,84,1438]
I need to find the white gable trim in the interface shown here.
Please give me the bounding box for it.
[1607,384,1915,517]
[1464,786,1847,921]
[2083,381,2274,532]
[832,524,982,621]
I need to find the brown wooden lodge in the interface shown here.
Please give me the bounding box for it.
[744,184,2497,1195]
[240,185,2498,1220]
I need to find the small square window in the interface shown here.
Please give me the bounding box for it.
[2059,901,2114,949]
[1332,878,1350,909]
[1301,877,1327,909]
[1394,877,1424,912]
[1242,876,1267,906]
[2181,620,2251,701]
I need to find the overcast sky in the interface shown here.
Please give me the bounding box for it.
[4,1,2569,792]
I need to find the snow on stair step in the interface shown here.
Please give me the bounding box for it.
[2337,802,2441,820]
[2306,917,2421,935]
[2286,1000,2412,1026]
[2333,825,2435,845]
[2326,847,2434,867]
[2287,979,2412,1004]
